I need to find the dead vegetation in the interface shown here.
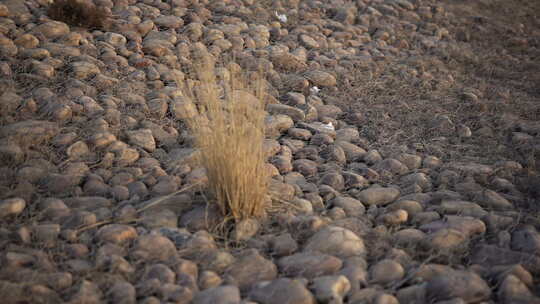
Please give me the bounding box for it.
[47,0,110,30]
[440,0,540,217]
[182,54,270,225]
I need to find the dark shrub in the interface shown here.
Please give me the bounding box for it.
[47,0,110,30]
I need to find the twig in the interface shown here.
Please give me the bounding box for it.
[135,181,202,214]
[75,182,202,234]
[388,254,439,291]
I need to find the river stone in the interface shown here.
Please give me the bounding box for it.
[192,285,241,304]
[95,224,138,245]
[423,229,468,251]
[67,280,103,303]
[126,129,156,152]
[0,198,26,218]
[278,252,343,279]
[304,226,366,258]
[32,21,70,39]
[1,120,59,145]
[130,234,178,262]
[420,216,486,238]
[510,225,540,255]
[225,249,277,291]
[393,228,426,246]
[355,187,400,206]
[310,275,351,303]
[267,104,306,122]
[497,274,540,304]
[369,259,405,285]
[436,200,487,217]
[425,270,491,303]
[304,70,337,87]
[331,197,366,217]
[249,278,315,304]
[473,189,513,210]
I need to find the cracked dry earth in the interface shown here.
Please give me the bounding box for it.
[0,0,540,303]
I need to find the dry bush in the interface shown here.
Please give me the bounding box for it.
[182,56,269,224]
[47,0,110,30]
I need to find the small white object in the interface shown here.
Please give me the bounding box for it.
[309,86,320,95]
[322,122,335,131]
[275,11,287,23]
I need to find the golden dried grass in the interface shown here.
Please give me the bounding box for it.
[182,55,269,223]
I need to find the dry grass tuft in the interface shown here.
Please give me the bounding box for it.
[182,56,269,224]
[47,0,110,30]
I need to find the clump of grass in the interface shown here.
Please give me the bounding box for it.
[183,55,269,224]
[47,0,110,30]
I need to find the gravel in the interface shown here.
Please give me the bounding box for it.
[0,0,539,302]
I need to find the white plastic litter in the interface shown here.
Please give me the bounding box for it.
[309,86,320,95]
[275,11,287,23]
[322,122,335,131]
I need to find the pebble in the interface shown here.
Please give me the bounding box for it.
[355,187,401,206]
[396,283,427,303]
[436,200,487,217]
[249,278,316,304]
[0,197,25,218]
[497,274,540,304]
[126,129,156,152]
[348,287,383,303]
[1,120,59,145]
[304,226,366,258]
[421,215,486,238]
[0,142,24,165]
[130,234,178,262]
[0,0,535,301]
[31,21,70,39]
[192,285,241,304]
[369,259,405,285]
[377,209,408,226]
[108,281,136,304]
[96,224,138,245]
[423,228,468,251]
[232,218,260,242]
[195,249,234,273]
[510,225,540,255]
[304,70,337,87]
[393,228,426,246]
[473,189,514,210]
[331,196,366,217]
[270,233,298,256]
[267,104,306,122]
[311,275,351,303]
[278,252,343,279]
[320,172,345,191]
[32,224,60,247]
[426,270,491,303]
[198,271,222,290]
[374,158,410,176]
[71,61,101,79]
[387,200,423,216]
[69,280,103,304]
[225,250,277,291]
[411,211,441,225]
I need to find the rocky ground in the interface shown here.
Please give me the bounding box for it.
[1,0,539,303]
